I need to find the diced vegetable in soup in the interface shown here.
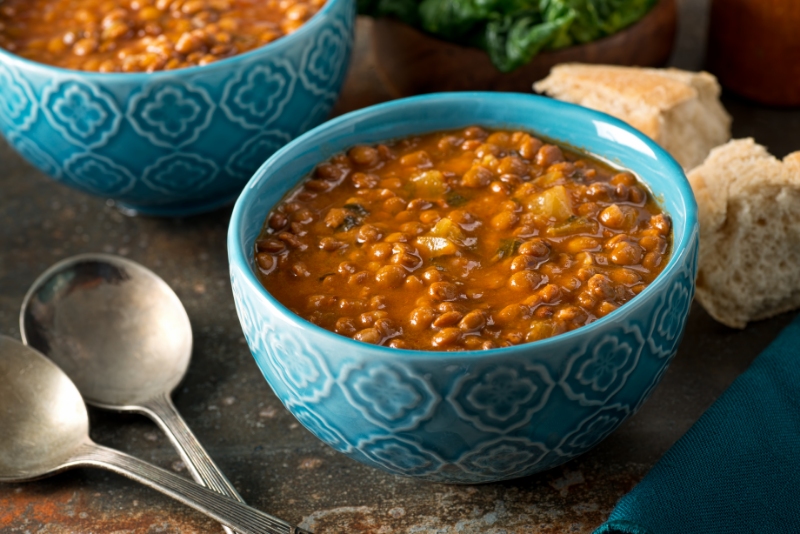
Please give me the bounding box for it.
[254,127,672,351]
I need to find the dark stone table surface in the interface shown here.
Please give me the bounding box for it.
[2,1,799,532]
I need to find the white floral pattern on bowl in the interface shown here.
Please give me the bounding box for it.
[0,0,355,216]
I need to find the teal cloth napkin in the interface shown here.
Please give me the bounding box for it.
[595,313,800,534]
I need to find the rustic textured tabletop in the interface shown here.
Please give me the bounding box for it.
[2,1,800,532]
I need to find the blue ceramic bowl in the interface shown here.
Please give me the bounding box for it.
[0,0,354,216]
[228,93,699,484]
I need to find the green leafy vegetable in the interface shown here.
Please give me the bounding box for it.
[494,238,522,261]
[344,203,370,217]
[335,214,360,233]
[546,215,598,236]
[445,192,469,207]
[360,0,657,72]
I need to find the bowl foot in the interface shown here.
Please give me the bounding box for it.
[115,191,240,218]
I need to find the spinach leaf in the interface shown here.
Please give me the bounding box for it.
[360,0,657,72]
[344,203,370,217]
[445,192,469,207]
[484,10,572,72]
[495,238,522,260]
[335,214,360,233]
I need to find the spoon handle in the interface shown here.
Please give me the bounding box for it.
[139,393,306,534]
[73,441,307,534]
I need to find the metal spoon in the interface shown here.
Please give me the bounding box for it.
[20,253,307,534]
[0,335,299,534]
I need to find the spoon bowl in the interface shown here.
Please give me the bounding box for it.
[21,254,192,408]
[0,335,88,482]
[0,335,309,534]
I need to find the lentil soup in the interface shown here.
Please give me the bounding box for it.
[254,127,672,351]
[0,0,326,72]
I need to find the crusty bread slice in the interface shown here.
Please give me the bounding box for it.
[534,64,731,170]
[688,138,800,328]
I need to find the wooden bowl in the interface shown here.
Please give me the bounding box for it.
[371,0,677,97]
[707,0,800,106]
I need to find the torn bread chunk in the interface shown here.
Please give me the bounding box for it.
[688,138,800,328]
[534,64,731,170]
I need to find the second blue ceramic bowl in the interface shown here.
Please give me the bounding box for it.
[0,0,354,216]
[228,92,699,483]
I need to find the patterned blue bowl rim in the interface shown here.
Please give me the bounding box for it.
[0,0,348,79]
[228,91,699,360]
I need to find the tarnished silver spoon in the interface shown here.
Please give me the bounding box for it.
[20,253,307,534]
[0,335,299,534]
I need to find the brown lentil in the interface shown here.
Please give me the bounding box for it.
[0,0,326,72]
[255,127,672,350]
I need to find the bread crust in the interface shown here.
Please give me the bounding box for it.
[534,64,731,170]
[688,139,800,328]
